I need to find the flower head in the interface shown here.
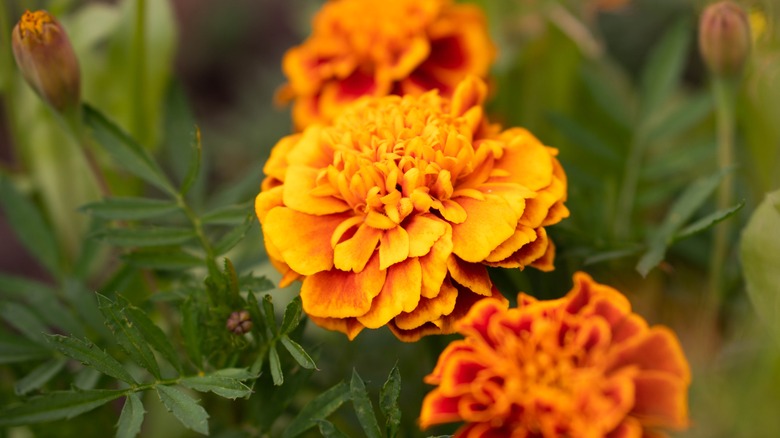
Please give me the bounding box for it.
[12,10,81,112]
[420,272,691,437]
[279,0,496,129]
[256,77,568,341]
[699,1,751,77]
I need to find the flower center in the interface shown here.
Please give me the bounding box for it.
[18,10,54,38]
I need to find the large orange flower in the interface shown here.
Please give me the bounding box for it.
[256,77,568,341]
[278,0,496,129]
[420,272,691,437]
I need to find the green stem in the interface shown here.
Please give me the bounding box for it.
[708,77,737,307]
[176,194,220,277]
[131,0,147,144]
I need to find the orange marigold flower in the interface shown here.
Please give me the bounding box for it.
[279,0,496,129]
[255,77,568,341]
[420,272,691,437]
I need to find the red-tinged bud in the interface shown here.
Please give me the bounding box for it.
[699,1,751,77]
[12,10,81,112]
[226,310,253,335]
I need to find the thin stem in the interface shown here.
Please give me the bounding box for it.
[708,77,737,307]
[176,193,221,277]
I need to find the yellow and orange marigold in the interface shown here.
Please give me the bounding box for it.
[420,272,691,437]
[255,77,568,341]
[278,0,496,129]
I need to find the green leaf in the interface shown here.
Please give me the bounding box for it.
[280,336,316,370]
[0,335,50,364]
[0,274,84,338]
[547,112,619,165]
[282,381,351,438]
[201,202,253,225]
[97,294,161,379]
[350,369,382,438]
[674,201,745,242]
[380,364,402,438]
[15,358,67,396]
[636,168,731,276]
[46,334,137,384]
[639,19,691,119]
[181,299,203,369]
[0,174,60,276]
[84,105,175,195]
[123,250,204,270]
[94,227,197,248]
[241,275,276,293]
[180,127,202,196]
[0,302,49,344]
[269,345,284,386]
[317,420,350,438]
[645,92,713,144]
[180,374,252,399]
[156,385,209,435]
[213,215,255,255]
[80,197,180,220]
[740,190,780,346]
[0,389,126,426]
[263,295,278,336]
[122,302,183,373]
[580,62,634,128]
[281,296,303,334]
[116,393,145,438]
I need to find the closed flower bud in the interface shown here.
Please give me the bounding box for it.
[12,10,81,112]
[699,1,751,77]
[226,310,253,335]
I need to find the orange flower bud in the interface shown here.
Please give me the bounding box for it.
[698,1,751,77]
[12,10,81,112]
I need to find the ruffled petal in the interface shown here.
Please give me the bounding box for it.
[358,258,422,328]
[451,195,519,263]
[301,254,386,318]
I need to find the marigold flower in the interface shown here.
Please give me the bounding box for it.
[255,77,568,341]
[420,272,691,437]
[278,0,496,129]
[12,10,81,112]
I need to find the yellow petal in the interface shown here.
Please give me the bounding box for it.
[308,315,365,340]
[394,278,458,331]
[255,185,283,223]
[358,258,422,328]
[334,223,382,272]
[450,195,519,263]
[420,228,453,298]
[264,208,352,275]
[379,226,410,269]
[283,165,351,215]
[484,225,538,263]
[447,256,493,297]
[492,128,553,191]
[407,213,450,257]
[302,254,386,318]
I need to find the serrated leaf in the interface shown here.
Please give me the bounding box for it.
[182,299,203,369]
[241,275,276,293]
[741,190,780,346]
[263,295,278,335]
[180,126,202,196]
[46,334,137,384]
[201,202,252,225]
[212,368,257,380]
[282,381,351,438]
[380,364,402,438]
[280,336,316,370]
[636,168,731,276]
[674,201,745,242]
[116,393,145,438]
[84,105,176,195]
[122,302,183,373]
[281,296,303,334]
[269,345,284,386]
[0,336,50,364]
[80,197,180,220]
[0,389,126,426]
[639,19,691,119]
[180,374,252,399]
[156,385,209,435]
[213,215,255,255]
[15,358,67,396]
[123,250,204,270]
[97,294,160,379]
[317,420,350,438]
[351,369,382,438]
[73,367,102,390]
[0,174,60,275]
[0,302,49,344]
[95,227,197,248]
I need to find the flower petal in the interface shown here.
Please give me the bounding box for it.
[334,223,383,272]
[301,254,386,318]
[631,371,689,429]
[264,208,351,275]
[394,278,459,331]
[358,258,422,328]
[379,225,410,269]
[420,228,453,298]
[406,213,450,257]
[447,256,493,297]
[451,195,519,263]
[308,315,365,340]
[283,165,351,215]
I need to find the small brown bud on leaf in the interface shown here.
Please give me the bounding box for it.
[227,310,253,335]
[699,1,751,77]
[12,10,81,112]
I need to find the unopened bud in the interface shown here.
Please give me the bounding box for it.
[226,310,253,335]
[12,10,81,112]
[699,1,751,77]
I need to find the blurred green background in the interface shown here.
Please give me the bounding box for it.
[1,0,779,436]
